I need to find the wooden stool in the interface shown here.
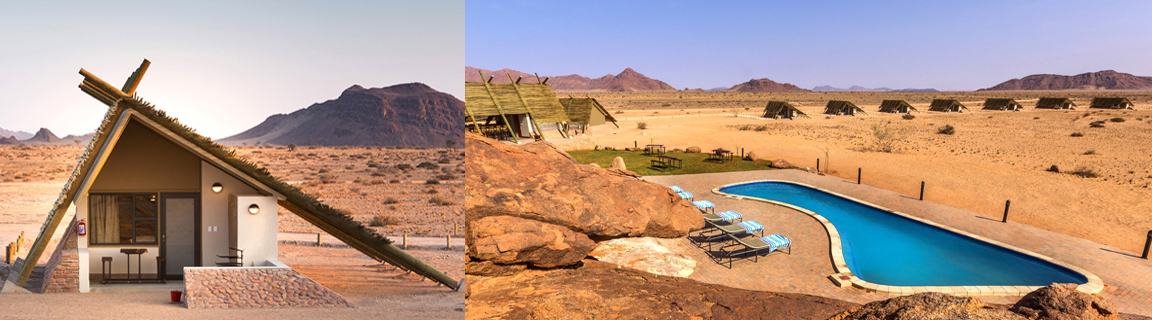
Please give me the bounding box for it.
[101,256,113,284]
[156,256,167,283]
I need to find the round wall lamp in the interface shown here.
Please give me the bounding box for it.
[248,204,260,215]
[212,183,223,193]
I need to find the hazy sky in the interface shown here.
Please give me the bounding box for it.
[0,1,462,138]
[467,1,1152,91]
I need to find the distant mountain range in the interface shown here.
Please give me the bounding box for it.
[219,83,463,147]
[466,67,676,92]
[0,128,33,140]
[812,85,938,92]
[0,127,94,146]
[728,78,810,92]
[979,70,1152,91]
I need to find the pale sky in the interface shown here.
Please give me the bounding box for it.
[467,1,1152,91]
[0,1,463,138]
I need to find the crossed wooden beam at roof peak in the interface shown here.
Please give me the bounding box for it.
[78,59,150,106]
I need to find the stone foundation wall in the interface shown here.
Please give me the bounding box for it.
[41,219,80,293]
[184,265,353,308]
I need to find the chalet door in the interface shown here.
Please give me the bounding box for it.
[160,193,200,279]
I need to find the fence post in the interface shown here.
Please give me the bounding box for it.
[919,181,925,201]
[816,158,820,172]
[857,168,862,184]
[447,235,452,250]
[1002,200,1011,223]
[1142,230,1152,259]
[403,234,408,250]
[317,233,322,247]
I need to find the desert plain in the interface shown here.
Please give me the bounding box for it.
[556,90,1152,256]
[0,145,464,317]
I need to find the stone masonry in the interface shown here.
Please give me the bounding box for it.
[184,266,353,308]
[41,218,80,293]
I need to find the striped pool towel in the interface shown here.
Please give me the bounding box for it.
[737,221,764,234]
[677,191,693,199]
[669,186,685,193]
[691,200,714,210]
[763,234,791,252]
[715,210,741,221]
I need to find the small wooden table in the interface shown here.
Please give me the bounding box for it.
[120,248,146,281]
[650,155,683,170]
[644,144,666,156]
[708,148,733,162]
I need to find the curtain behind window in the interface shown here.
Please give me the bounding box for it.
[90,195,119,243]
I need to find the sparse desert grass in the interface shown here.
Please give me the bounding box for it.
[937,124,955,135]
[902,114,915,120]
[1066,166,1100,178]
[567,150,782,176]
[1083,149,1097,155]
[1070,132,1084,137]
[369,214,401,226]
[637,122,648,130]
[1090,121,1106,128]
[1111,117,1126,123]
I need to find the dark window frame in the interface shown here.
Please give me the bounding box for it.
[89,192,160,246]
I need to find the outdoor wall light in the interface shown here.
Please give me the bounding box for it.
[248,204,260,215]
[212,183,223,193]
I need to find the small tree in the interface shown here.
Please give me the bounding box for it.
[871,121,899,153]
[288,143,297,151]
[445,139,457,149]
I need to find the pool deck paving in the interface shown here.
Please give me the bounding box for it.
[645,169,1152,316]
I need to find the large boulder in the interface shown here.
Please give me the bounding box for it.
[771,158,792,169]
[466,260,857,320]
[467,215,595,269]
[1010,283,1116,320]
[745,151,760,161]
[588,237,696,277]
[610,156,626,171]
[833,292,1027,320]
[466,133,703,238]
[685,146,701,153]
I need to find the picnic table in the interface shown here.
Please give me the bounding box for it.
[708,148,733,162]
[650,155,682,170]
[643,144,666,155]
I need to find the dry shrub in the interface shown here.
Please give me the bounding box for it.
[428,196,454,206]
[936,125,955,135]
[637,122,648,130]
[1066,167,1099,178]
[383,197,399,204]
[370,214,401,227]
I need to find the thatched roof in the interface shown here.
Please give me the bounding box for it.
[1036,97,1076,109]
[464,81,569,123]
[824,100,867,115]
[1090,97,1134,109]
[982,98,1023,110]
[878,100,917,113]
[17,61,460,290]
[928,99,969,112]
[560,97,618,127]
[763,101,809,118]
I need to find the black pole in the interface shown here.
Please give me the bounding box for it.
[741,148,744,157]
[1001,200,1011,223]
[919,181,925,201]
[634,141,637,148]
[1142,230,1152,259]
[816,158,820,172]
[857,168,862,184]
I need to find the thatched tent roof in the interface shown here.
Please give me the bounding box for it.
[464,81,569,124]
[16,60,460,290]
[824,100,868,115]
[1036,97,1076,109]
[559,97,618,127]
[982,98,1023,111]
[762,101,809,118]
[928,99,969,112]
[1090,97,1134,109]
[878,100,918,113]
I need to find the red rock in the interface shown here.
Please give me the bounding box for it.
[468,215,595,268]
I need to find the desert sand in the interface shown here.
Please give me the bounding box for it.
[551,91,1152,255]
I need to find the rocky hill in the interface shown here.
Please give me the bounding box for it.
[23,128,61,145]
[465,67,676,92]
[0,135,19,145]
[813,85,938,92]
[980,70,1152,91]
[727,78,810,92]
[219,83,463,147]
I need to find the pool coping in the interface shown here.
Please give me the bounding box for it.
[712,179,1104,297]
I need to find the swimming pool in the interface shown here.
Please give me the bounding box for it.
[717,181,1094,289]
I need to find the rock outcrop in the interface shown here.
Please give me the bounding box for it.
[466,67,677,92]
[980,70,1152,91]
[728,78,810,92]
[467,215,595,269]
[465,133,702,239]
[772,159,792,169]
[832,293,1026,320]
[1010,283,1116,320]
[466,260,858,320]
[588,237,696,277]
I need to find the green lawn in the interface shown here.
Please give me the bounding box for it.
[567,150,780,176]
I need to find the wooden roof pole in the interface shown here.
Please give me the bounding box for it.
[464,103,483,133]
[506,73,559,140]
[479,70,518,143]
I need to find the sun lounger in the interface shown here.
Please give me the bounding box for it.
[717,233,791,268]
[669,186,685,193]
[691,200,715,214]
[699,220,764,248]
[677,191,693,200]
[703,210,742,223]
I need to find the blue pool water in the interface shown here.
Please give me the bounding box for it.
[719,181,1087,287]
